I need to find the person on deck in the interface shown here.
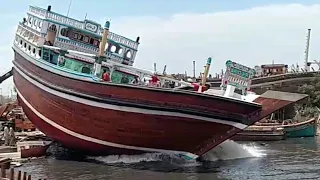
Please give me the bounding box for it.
[102,70,111,82]
[121,75,130,84]
[149,75,160,87]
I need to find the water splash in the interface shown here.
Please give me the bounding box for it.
[87,153,163,164]
[48,140,266,165]
[201,140,266,161]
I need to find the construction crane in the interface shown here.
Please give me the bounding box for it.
[0,68,13,84]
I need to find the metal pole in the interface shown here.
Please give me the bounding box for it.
[193,61,196,79]
[67,0,72,17]
[305,29,311,72]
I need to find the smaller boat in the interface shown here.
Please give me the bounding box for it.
[254,117,318,138]
[16,132,51,158]
[231,126,285,141]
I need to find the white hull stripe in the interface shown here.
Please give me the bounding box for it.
[14,64,248,130]
[16,88,199,159]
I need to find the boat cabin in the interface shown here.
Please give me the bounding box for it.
[16,5,140,83]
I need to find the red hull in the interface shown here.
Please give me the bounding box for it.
[13,51,261,124]
[12,47,264,158]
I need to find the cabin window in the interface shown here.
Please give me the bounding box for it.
[49,24,57,32]
[81,66,91,74]
[28,45,31,51]
[23,42,26,49]
[110,45,116,53]
[33,19,37,26]
[28,17,32,24]
[38,49,42,57]
[90,38,94,44]
[38,21,42,28]
[118,48,123,55]
[61,28,68,37]
[126,51,132,59]
[32,48,36,54]
[20,40,22,45]
[74,33,79,39]
[93,40,98,46]
[83,36,89,43]
[77,34,83,41]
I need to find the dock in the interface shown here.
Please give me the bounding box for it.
[0,158,45,180]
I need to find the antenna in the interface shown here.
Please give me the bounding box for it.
[67,0,72,17]
[304,29,311,72]
[85,13,87,19]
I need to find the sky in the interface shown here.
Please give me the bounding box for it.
[1,0,320,95]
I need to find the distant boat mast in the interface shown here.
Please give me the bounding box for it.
[304,29,311,72]
[66,0,72,17]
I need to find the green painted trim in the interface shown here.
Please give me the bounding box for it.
[18,44,92,78]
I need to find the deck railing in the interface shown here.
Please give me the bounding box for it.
[29,6,139,50]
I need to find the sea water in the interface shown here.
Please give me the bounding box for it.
[17,138,320,180]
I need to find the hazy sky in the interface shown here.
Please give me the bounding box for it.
[1,0,320,95]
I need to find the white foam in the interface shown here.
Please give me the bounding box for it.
[87,140,266,164]
[201,140,266,161]
[87,153,163,164]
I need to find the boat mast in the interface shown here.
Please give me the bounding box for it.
[304,28,311,72]
[94,21,110,77]
[66,0,72,17]
[201,57,212,87]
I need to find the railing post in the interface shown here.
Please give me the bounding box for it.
[23,172,27,180]
[9,168,14,180]
[17,170,21,180]
[1,164,6,178]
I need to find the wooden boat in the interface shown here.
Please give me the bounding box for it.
[230,126,285,141]
[252,117,318,138]
[11,5,289,160]
[16,132,51,158]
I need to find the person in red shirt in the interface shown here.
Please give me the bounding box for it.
[102,70,111,82]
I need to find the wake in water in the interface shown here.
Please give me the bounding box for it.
[86,140,266,165]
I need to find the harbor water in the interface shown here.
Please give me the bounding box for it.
[15,137,320,180]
